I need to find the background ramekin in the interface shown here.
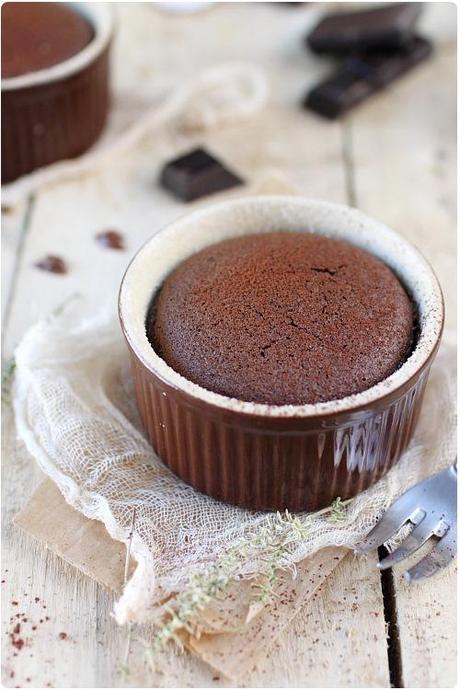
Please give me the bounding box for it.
[1,3,114,184]
[119,196,444,512]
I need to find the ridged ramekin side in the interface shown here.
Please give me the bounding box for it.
[1,46,110,184]
[129,349,432,512]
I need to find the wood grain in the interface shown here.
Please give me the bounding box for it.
[346,4,457,686]
[1,2,456,687]
[1,201,29,333]
[14,480,135,593]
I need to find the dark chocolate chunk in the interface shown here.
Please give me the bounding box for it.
[95,230,125,250]
[304,36,432,120]
[307,3,423,55]
[34,255,68,274]
[160,147,244,202]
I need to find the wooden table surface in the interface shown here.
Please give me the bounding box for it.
[1,3,456,687]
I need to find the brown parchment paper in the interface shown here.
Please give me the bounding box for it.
[14,479,346,681]
[14,479,136,591]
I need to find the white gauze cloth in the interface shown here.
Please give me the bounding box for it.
[13,308,456,625]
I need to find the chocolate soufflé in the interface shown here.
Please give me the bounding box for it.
[148,232,415,406]
[2,2,94,78]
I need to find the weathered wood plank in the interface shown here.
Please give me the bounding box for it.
[247,553,391,688]
[347,3,457,686]
[3,1,455,686]
[391,551,457,688]
[1,408,121,689]
[1,201,29,328]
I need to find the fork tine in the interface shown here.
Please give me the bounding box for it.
[405,525,457,582]
[377,518,449,570]
[355,502,426,554]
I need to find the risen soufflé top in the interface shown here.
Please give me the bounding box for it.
[2,2,94,79]
[148,232,415,406]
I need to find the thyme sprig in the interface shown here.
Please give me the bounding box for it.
[146,498,349,658]
[329,496,348,523]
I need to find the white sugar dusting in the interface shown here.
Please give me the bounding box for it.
[119,196,443,418]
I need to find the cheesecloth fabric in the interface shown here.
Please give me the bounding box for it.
[12,305,456,627]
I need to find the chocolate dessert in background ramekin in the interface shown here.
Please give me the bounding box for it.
[2,3,94,78]
[119,196,444,512]
[1,2,114,184]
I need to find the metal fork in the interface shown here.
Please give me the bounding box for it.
[355,464,457,582]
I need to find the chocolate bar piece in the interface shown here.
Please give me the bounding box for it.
[304,36,432,120]
[307,3,423,55]
[160,147,244,202]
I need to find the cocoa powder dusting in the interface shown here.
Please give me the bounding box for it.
[10,634,24,651]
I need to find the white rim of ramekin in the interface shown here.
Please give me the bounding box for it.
[1,3,114,91]
[119,196,444,418]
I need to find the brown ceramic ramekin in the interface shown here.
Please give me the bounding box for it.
[1,4,114,184]
[119,197,444,512]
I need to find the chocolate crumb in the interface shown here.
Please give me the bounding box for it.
[2,204,13,214]
[95,230,125,250]
[10,671,14,678]
[11,601,18,606]
[58,632,67,640]
[13,623,20,634]
[35,255,68,274]
[34,597,40,603]
[10,635,24,651]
